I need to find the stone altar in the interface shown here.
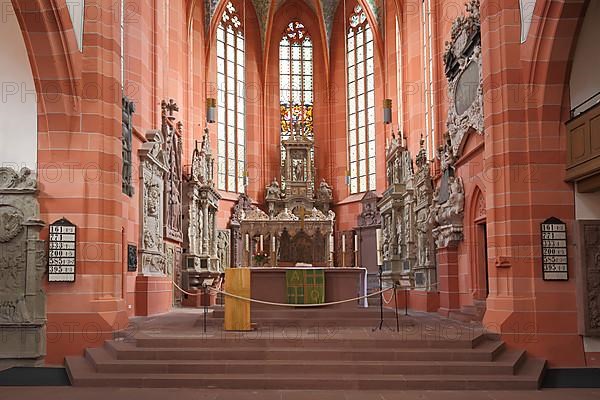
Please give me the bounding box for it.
[249,268,366,309]
[0,167,46,364]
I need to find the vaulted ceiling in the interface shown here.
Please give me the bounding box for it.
[203,0,382,50]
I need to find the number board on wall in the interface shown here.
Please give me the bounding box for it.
[541,217,568,281]
[48,218,77,282]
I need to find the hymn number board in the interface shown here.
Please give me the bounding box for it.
[48,218,77,282]
[541,217,568,281]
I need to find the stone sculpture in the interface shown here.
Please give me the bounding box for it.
[0,167,46,364]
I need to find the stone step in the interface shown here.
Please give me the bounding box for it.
[132,333,485,349]
[210,308,399,319]
[65,355,545,390]
[104,339,504,362]
[85,345,525,375]
[203,317,405,328]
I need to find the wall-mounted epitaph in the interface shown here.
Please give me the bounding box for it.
[48,218,77,282]
[541,217,568,281]
[127,244,138,272]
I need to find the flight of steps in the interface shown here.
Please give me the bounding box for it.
[208,307,398,327]
[65,309,546,390]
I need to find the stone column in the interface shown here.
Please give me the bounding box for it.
[212,210,218,256]
[202,202,209,254]
[437,243,460,317]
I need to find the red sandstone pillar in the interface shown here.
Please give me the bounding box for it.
[437,243,460,317]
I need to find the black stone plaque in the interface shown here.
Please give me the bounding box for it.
[541,217,568,281]
[454,60,479,116]
[48,218,77,282]
[127,244,138,272]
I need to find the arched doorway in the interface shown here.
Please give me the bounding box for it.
[471,186,488,315]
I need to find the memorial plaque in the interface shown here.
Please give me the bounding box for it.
[48,218,77,282]
[541,217,568,281]
[127,244,138,272]
[454,60,479,116]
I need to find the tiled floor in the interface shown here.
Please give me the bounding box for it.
[1,388,599,400]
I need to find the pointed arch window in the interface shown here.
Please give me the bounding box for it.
[347,5,376,194]
[422,0,436,159]
[279,21,313,188]
[216,1,245,193]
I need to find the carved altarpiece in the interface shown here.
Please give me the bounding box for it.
[236,126,334,267]
[0,167,46,363]
[138,130,168,276]
[182,129,222,291]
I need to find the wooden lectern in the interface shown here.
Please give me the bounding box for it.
[224,268,251,331]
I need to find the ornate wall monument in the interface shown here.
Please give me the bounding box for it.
[162,99,184,243]
[182,129,222,290]
[355,191,382,287]
[444,0,483,158]
[431,139,466,248]
[0,167,46,364]
[377,133,437,289]
[138,130,168,276]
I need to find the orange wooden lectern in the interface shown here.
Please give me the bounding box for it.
[224,268,251,331]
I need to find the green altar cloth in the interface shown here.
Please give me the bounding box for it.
[285,269,325,304]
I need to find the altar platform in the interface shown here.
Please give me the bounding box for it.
[65,307,546,390]
[247,267,367,309]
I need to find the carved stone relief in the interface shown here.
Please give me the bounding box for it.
[122,96,135,197]
[0,167,46,362]
[138,130,168,276]
[217,229,231,270]
[582,221,600,336]
[162,99,184,242]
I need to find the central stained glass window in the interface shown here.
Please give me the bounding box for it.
[279,21,313,188]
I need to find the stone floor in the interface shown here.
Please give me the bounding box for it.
[0,388,599,400]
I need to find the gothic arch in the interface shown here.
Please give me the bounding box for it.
[523,0,589,116]
[10,0,82,146]
[468,184,488,301]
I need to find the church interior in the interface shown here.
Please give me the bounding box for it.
[1,0,600,396]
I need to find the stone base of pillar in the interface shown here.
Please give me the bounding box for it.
[134,276,173,316]
[437,245,460,317]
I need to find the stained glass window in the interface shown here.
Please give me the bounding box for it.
[347,5,376,194]
[217,1,245,193]
[280,21,313,188]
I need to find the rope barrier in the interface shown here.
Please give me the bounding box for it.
[382,288,395,305]
[172,281,393,308]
